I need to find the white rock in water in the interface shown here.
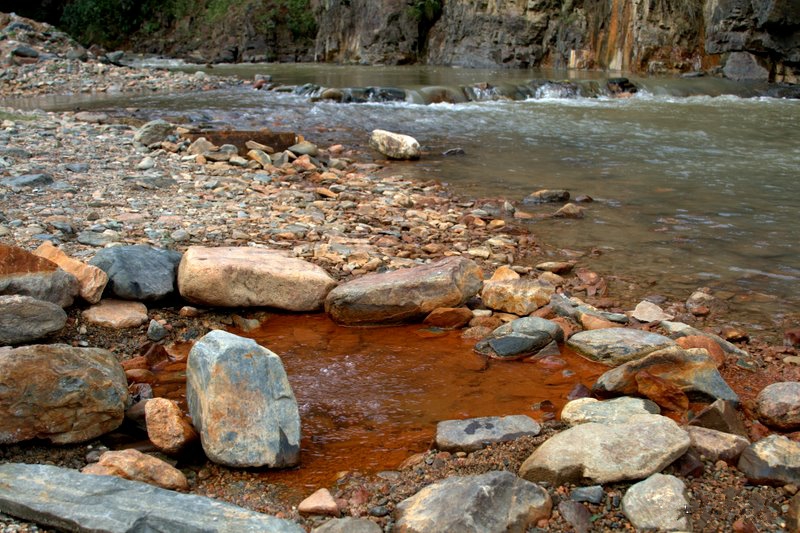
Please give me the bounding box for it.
[369,129,420,160]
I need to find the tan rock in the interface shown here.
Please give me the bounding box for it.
[423,307,474,329]
[489,265,520,282]
[145,398,199,455]
[481,278,553,316]
[554,203,585,218]
[579,313,622,331]
[34,241,108,303]
[83,299,149,328]
[298,488,339,516]
[0,243,79,308]
[82,449,188,491]
[676,335,726,367]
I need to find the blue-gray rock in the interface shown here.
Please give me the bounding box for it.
[550,293,628,324]
[567,328,676,366]
[560,397,660,426]
[76,230,120,247]
[134,119,175,146]
[687,399,748,437]
[395,471,551,533]
[738,435,800,485]
[90,244,181,301]
[0,463,304,533]
[571,485,605,504]
[0,173,53,188]
[622,474,691,532]
[435,415,541,452]
[0,244,79,308]
[187,330,300,468]
[474,316,564,360]
[65,163,89,172]
[0,295,67,345]
[755,381,800,431]
[312,517,382,533]
[147,319,169,342]
[11,45,39,58]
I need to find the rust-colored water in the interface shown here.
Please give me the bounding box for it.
[153,313,607,488]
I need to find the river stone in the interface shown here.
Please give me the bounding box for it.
[557,500,591,533]
[288,141,319,157]
[661,320,750,359]
[592,346,739,404]
[134,119,175,146]
[480,278,554,316]
[738,435,800,485]
[630,300,674,322]
[394,471,551,533]
[186,330,300,468]
[145,398,198,455]
[0,173,53,187]
[0,463,304,533]
[687,399,748,437]
[82,299,149,328]
[0,295,67,345]
[312,517,382,533]
[90,245,182,301]
[523,189,570,204]
[686,426,749,463]
[325,256,482,326]
[567,328,677,366]
[0,243,79,307]
[33,241,108,303]
[474,316,563,360]
[298,488,338,516]
[82,449,188,491]
[178,246,336,311]
[518,414,690,485]
[755,381,800,430]
[369,129,420,160]
[621,474,691,532]
[0,344,129,444]
[435,415,541,452]
[560,397,660,426]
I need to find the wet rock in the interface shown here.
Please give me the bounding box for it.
[686,426,749,463]
[82,299,149,328]
[755,381,800,430]
[395,471,551,533]
[145,398,198,455]
[0,344,128,444]
[90,244,182,301]
[0,173,53,188]
[0,243,79,307]
[423,307,474,329]
[622,473,691,531]
[560,397,660,426]
[435,415,541,453]
[687,399,748,437]
[523,189,570,204]
[738,435,800,485]
[134,119,175,146]
[473,316,563,360]
[723,51,770,81]
[33,241,108,304]
[631,300,674,322]
[312,517,382,533]
[570,485,605,504]
[480,278,554,316]
[178,246,336,311]
[82,449,188,491]
[368,129,420,160]
[518,414,690,485]
[298,488,339,516]
[553,203,585,218]
[0,463,304,533]
[0,295,66,345]
[186,330,300,468]
[567,328,677,366]
[326,256,482,326]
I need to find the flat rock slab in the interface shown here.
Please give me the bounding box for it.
[178,246,336,311]
[755,381,800,430]
[622,474,691,531]
[435,415,541,452]
[560,397,660,426]
[0,463,303,533]
[90,245,182,301]
[325,256,482,326]
[0,294,66,344]
[474,316,563,360]
[518,414,690,485]
[82,299,149,328]
[395,471,551,533]
[0,243,78,307]
[738,435,800,485]
[567,328,676,366]
[82,449,188,491]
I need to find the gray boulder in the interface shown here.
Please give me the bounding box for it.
[738,435,800,485]
[560,397,660,426]
[186,330,300,468]
[474,316,563,360]
[755,381,800,430]
[134,119,175,146]
[90,244,182,301]
[395,471,551,533]
[0,463,303,533]
[0,295,67,345]
[435,415,541,453]
[622,474,691,532]
[567,328,676,366]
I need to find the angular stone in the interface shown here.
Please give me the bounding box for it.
[635,370,689,414]
[687,399,748,437]
[134,119,175,146]
[82,299,149,328]
[369,129,420,160]
[686,426,749,463]
[33,241,108,303]
[0,243,79,307]
[738,435,800,485]
[312,517,382,533]
[474,316,564,360]
[298,488,339,516]
[435,415,541,453]
[247,148,272,166]
[187,330,300,468]
[145,398,199,455]
[554,203,585,218]
[631,300,674,322]
[570,486,605,504]
[560,397,660,426]
[0,463,303,533]
[567,328,677,366]
[622,474,691,532]
[480,278,554,316]
[755,381,800,430]
[558,500,592,533]
[0,344,128,444]
[395,471,551,533]
[518,414,690,485]
[326,256,482,326]
[593,346,739,404]
[0,295,66,345]
[675,335,726,367]
[423,307,474,329]
[0,173,53,187]
[90,245,182,301]
[82,449,188,491]
[179,246,336,311]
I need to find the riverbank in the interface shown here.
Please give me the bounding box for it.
[2,34,800,533]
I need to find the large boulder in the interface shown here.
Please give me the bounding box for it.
[0,344,129,444]
[622,474,691,531]
[34,241,108,304]
[369,129,420,160]
[90,245,182,301]
[755,381,800,430]
[518,414,690,485]
[435,415,541,453]
[567,328,677,365]
[325,257,483,326]
[394,471,551,533]
[186,330,301,468]
[0,243,79,307]
[0,463,304,533]
[178,246,336,311]
[0,295,67,345]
